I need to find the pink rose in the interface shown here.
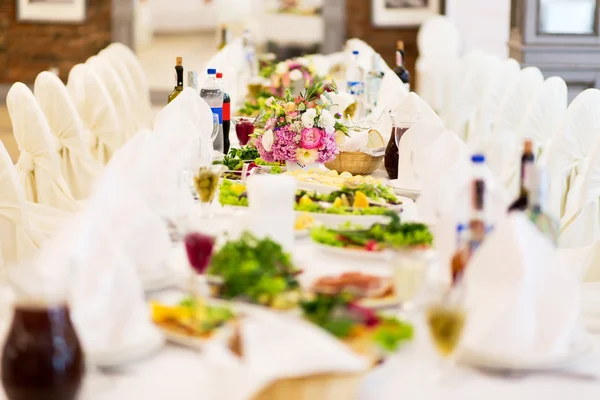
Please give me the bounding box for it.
[300,127,325,150]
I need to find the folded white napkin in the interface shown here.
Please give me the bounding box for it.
[372,71,410,117]
[396,119,445,189]
[416,130,470,222]
[462,213,580,362]
[31,181,161,356]
[328,91,356,120]
[203,308,369,400]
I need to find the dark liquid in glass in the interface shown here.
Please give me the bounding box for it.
[2,304,85,400]
[235,120,255,146]
[384,126,410,179]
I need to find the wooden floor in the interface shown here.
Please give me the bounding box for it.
[0,106,18,163]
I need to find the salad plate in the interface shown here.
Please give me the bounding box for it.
[301,212,392,229]
[88,327,165,368]
[460,334,594,372]
[313,242,392,261]
[388,179,422,199]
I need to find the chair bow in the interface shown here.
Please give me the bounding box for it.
[16,151,35,172]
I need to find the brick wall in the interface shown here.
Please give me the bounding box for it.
[0,0,112,84]
[346,0,436,88]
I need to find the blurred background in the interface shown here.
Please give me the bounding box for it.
[2,0,597,159]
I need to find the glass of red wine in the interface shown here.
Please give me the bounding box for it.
[184,232,216,311]
[234,118,255,145]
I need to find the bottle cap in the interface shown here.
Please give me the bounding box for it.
[524,138,534,153]
[471,154,485,163]
[207,68,217,75]
[352,50,359,55]
[176,57,183,66]
[216,72,223,78]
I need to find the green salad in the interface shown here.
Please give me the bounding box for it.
[207,232,301,309]
[323,184,399,205]
[215,147,261,171]
[310,213,433,251]
[294,203,391,216]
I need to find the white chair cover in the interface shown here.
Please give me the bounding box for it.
[99,48,152,132]
[105,43,152,114]
[34,71,102,200]
[0,141,45,267]
[445,54,502,140]
[7,83,79,213]
[517,76,568,159]
[544,89,600,220]
[86,55,136,142]
[485,67,545,192]
[468,58,521,149]
[416,16,461,114]
[27,201,71,238]
[67,64,123,164]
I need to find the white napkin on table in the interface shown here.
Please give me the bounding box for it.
[204,309,369,400]
[461,213,580,362]
[32,181,161,356]
[328,91,356,120]
[416,130,470,222]
[372,70,410,117]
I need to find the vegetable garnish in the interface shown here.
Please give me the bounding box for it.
[300,293,413,352]
[207,232,301,309]
[310,213,433,251]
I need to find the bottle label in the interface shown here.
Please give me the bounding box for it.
[396,51,404,67]
[223,101,231,121]
[347,81,364,95]
[212,107,223,124]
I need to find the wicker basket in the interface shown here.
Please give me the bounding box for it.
[325,152,383,175]
[252,372,364,400]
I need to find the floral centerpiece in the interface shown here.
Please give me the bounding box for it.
[255,82,349,169]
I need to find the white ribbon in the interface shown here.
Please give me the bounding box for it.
[16,151,35,172]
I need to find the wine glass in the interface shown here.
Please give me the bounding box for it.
[193,164,227,219]
[426,282,467,383]
[183,231,216,321]
[389,247,434,312]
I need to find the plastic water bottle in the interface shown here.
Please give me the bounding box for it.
[242,30,258,77]
[200,68,224,153]
[346,50,365,118]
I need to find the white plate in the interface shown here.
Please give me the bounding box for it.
[299,211,392,228]
[160,322,236,351]
[88,328,165,368]
[295,228,311,239]
[313,242,392,261]
[460,336,594,372]
[388,179,422,199]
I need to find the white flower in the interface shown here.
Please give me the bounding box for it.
[289,69,303,81]
[275,62,289,75]
[265,96,275,107]
[317,109,336,134]
[262,129,275,152]
[297,57,309,67]
[296,148,318,166]
[301,108,317,129]
[319,94,331,108]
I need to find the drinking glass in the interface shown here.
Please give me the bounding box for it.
[234,118,255,145]
[426,282,467,383]
[193,164,226,219]
[211,113,220,143]
[388,247,434,312]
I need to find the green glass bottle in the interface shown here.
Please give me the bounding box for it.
[167,56,184,104]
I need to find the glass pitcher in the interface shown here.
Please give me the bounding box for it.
[1,263,85,400]
[384,110,420,180]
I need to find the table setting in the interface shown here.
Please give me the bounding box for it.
[3,32,600,400]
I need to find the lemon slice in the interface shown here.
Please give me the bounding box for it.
[366,129,385,149]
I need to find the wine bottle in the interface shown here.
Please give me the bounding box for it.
[167,57,184,104]
[218,24,229,51]
[216,72,231,154]
[393,41,410,91]
[508,139,535,212]
[526,165,559,245]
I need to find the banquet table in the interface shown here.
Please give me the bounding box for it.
[47,231,600,400]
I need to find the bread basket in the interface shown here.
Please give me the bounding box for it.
[325,151,383,175]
